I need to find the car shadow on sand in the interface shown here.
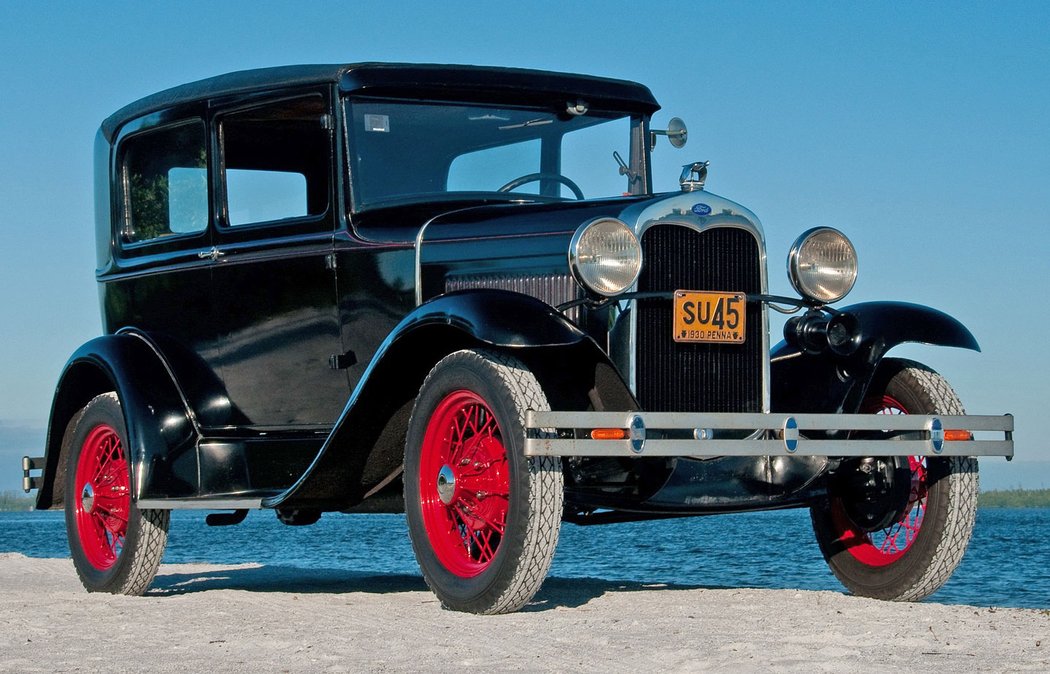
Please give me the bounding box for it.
[148,565,719,611]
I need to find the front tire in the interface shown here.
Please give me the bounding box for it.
[811,358,979,601]
[63,392,169,595]
[404,349,563,614]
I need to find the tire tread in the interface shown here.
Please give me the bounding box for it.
[406,349,563,614]
[812,359,979,602]
[66,392,169,596]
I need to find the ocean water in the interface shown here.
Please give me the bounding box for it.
[2,507,1046,609]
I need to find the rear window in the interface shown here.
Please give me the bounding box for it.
[121,121,208,243]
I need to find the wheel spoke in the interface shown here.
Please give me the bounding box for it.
[835,394,931,567]
[418,388,516,578]
[447,412,468,465]
[74,423,133,571]
[459,495,506,536]
[469,528,497,563]
[451,503,480,555]
[456,471,509,498]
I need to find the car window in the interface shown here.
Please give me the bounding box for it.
[220,96,329,227]
[122,121,208,243]
[226,169,308,225]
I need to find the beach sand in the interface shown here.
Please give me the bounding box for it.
[0,553,1046,672]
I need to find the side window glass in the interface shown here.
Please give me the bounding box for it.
[227,169,307,225]
[221,96,329,227]
[123,121,208,243]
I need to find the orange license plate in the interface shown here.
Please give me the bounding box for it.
[673,290,746,343]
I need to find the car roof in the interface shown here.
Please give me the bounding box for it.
[100,62,661,141]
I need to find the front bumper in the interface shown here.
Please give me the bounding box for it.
[524,411,1013,458]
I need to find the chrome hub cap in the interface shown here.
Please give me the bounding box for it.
[436,465,456,505]
[81,483,95,514]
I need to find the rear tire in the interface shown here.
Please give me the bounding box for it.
[811,359,978,601]
[63,393,169,595]
[404,349,563,614]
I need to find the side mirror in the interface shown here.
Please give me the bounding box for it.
[651,117,688,149]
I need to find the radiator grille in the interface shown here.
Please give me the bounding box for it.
[636,225,763,413]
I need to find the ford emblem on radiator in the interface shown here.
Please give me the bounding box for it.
[691,203,712,216]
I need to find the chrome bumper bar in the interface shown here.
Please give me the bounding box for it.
[523,411,1014,458]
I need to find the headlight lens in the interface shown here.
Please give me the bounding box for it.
[788,227,858,303]
[569,217,642,297]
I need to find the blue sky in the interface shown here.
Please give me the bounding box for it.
[0,1,1047,491]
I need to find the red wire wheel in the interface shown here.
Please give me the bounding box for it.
[418,390,510,578]
[404,350,563,614]
[829,394,927,567]
[810,358,979,602]
[72,423,131,571]
[63,393,169,595]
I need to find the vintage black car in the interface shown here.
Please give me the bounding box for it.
[22,63,1012,614]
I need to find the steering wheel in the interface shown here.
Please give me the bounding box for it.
[497,172,585,200]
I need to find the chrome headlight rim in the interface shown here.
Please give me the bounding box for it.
[787,226,858,304]
[568,217,643,298]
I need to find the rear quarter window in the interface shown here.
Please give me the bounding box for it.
[121,121,208,243]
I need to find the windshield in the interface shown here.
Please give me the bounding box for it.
[345,97,640,209]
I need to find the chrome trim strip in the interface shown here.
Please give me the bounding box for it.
[413,206,488,307]
[414,214,436,307]
[135,498,264,510]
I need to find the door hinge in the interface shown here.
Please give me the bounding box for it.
[325,252,337,271]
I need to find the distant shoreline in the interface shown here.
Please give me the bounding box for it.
[3,488,1049,512]
[978,487,1050,508]
[0,491,34,512]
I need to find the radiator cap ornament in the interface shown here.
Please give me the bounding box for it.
[680,161,709,192]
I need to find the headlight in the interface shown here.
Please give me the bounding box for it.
[788,227,858,303]
[569,217,642,297]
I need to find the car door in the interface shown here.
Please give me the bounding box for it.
[208,91,347,429]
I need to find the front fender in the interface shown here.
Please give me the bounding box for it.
[772,301,979,414]
[263,289,595,509]
[38,333,199,509]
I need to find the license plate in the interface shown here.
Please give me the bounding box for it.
[673,290,746,343]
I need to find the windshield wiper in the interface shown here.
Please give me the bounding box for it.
[498,118,554,131]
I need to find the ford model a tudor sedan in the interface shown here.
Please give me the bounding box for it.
[22,63,1012,613]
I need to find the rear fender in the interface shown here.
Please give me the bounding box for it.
[771,301,979,414]
[37,333,200,509]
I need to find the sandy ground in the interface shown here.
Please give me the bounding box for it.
[0,553,1046,673]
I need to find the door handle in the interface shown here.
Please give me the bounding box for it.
[197,247,225,261]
